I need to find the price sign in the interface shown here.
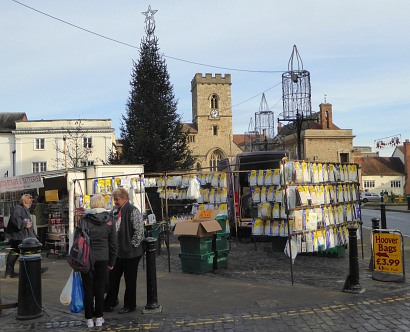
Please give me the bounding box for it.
[198,210,212,219]
[373,232,403,274]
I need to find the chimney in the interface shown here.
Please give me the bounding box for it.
[319,103,333,129]
[277,121,283,134]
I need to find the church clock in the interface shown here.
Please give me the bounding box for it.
[210,109,219,118]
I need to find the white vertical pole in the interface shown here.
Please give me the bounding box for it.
[68,180,75,249]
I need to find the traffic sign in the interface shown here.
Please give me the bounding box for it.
[372,230,405,282]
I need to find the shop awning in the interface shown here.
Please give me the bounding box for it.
[0,173,44,193]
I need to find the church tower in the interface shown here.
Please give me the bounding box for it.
[186,73,241,170]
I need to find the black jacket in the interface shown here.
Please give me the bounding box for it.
[115,201,145,259]
[6,203,36,240]
[80,208,118,266]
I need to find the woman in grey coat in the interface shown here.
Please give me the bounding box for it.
[5,194,36,278]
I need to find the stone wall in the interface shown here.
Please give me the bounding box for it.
[188,73,241,169]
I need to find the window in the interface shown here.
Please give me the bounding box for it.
[81,160,94,167]
[212,125,218,136]
[209,150,224,171]
[188,135,195,143]
[364,180,375,188]
[340,153,349,163]
[83,137,92,148]
[33,162,46,173]
[35,138,45,150]
[210,94,219,110]
[391,180,401,188]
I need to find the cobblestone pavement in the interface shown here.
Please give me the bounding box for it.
[1,223,410,331]
[163,227,408,296]
[2,292,410,331]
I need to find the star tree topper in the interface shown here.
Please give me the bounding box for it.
[142,5,158,36]
[142,5,158,23]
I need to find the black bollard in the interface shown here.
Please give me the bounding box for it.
[342,226,365,294]
[142,237,162,314]
[368,218,380,271]
[407,194,410,210]
[380,202,387,229]
[16,237,43,320]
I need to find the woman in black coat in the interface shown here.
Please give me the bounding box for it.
[104,187,145,314]
[79,194,117,328]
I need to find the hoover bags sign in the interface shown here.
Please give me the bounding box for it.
[372,230,405,282]
[0,174,44,193]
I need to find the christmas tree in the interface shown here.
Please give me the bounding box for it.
[119,6,194,172]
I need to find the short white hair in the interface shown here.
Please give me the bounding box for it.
[90,194,106,209]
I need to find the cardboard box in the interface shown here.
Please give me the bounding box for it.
[173,210,222,237]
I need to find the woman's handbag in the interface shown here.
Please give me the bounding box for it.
[70,271,84,313]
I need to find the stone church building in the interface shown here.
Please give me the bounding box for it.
[182,73,356,170]
[182,73,242,171]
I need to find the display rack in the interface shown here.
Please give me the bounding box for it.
[45,201,68,258]
[148,172,229,227]
[246,168,289,250]
[285,161,361,253]
[236,160,362,257]
[280,160,362,284]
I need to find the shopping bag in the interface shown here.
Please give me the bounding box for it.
[70,271,84,313]
[60,270,73,306]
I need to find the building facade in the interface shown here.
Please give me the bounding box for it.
[354,156,405,196]
[393,141,410,195]
[183,73,242,170]
[0,115,115,177]
[0,113,27,177]
[277,103,355,163]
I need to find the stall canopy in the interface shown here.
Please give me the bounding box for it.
[0,173,44,194]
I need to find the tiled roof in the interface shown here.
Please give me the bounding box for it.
[356,156,405,176]
[181,123,197,133]
[233,134,247,146]
[396,146,405,154]
[0,112,27,132]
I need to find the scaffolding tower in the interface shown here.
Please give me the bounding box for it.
[244,93,276,152]
[244,117,258,152]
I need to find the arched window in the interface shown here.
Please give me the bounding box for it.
[210,94,219,110]
[209,149,224,171]
[196,162,201,171]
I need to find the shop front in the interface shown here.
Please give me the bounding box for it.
[0,165,145,257]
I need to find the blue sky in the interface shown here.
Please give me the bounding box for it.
[2,0,410,157]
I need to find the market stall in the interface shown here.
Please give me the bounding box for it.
[149,155,362,278]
